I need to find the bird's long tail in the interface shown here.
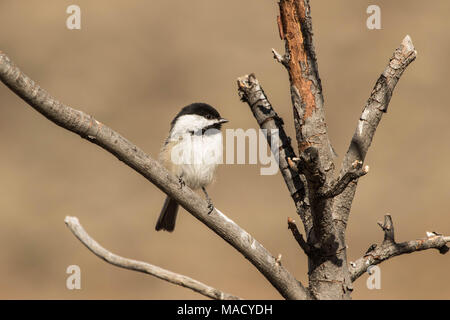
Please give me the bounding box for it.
[155,196,179,232]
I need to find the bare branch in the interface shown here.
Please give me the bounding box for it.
[333,35,417,226]
[377,214,395,244]
[317,161,369,199]
[0,52,309,300]
[349,215,450,282]
[237,73,312,233]
[287,217,311,255]
[271,48,288,68]
[64,216,241,300]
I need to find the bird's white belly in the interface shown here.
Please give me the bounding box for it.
[172,132,223,190]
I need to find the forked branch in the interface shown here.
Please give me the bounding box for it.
[349,215,450,281]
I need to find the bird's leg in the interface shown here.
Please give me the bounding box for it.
[178,174,185,189]
[202,187,214,214]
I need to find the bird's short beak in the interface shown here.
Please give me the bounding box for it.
[219,118,229,124]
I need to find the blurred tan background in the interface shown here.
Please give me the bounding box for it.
[0,0,449,299]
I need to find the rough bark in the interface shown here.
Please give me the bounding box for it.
[278,0,349,299]
[238,1,438,300]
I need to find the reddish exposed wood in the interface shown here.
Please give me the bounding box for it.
[279,0,316,120]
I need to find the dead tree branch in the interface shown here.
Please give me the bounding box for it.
[0,52,309,300]
[239,0,425,300]
[350,215,450,281]
[237,73,312,232]
[287,217,311,255]
[333,35,417,227]
[64,216,242,300]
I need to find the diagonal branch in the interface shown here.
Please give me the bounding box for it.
[287,217,311,255]
[65,216,242,300]
[297,146,326,190]
[333,35,417,227]
[349,215,450,282]
[237,73,312,233]
[0,51,309,300]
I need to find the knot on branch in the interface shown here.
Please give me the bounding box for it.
[298,146,325,188]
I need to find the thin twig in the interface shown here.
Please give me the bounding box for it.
[64,216,241,300]
[287,217,311,255]
[271,48,288,68]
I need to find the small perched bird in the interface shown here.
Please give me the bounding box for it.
[155,103,228,232]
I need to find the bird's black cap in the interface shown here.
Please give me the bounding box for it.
[171,103,224,126]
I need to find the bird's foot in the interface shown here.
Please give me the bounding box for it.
[207,202,214,215]
[178,176,185,189]
[202,186,214,214]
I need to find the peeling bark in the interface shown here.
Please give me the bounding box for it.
[278,0,350,299]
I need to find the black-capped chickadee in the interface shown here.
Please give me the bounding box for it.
[155,103,228,232]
